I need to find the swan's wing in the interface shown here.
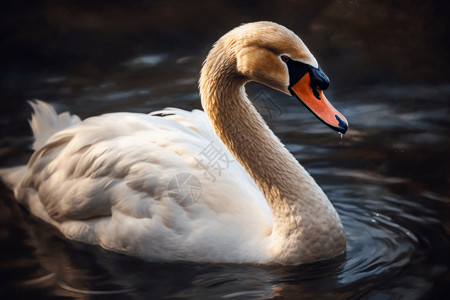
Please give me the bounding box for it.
[14,104,272,262]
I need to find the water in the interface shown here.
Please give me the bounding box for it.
[1,1,449,299]
[1,53,449,299]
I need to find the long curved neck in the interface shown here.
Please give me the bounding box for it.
[199,51,345,263]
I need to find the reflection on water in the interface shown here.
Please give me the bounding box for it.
[0,179,448,299]
[0,49,449,299]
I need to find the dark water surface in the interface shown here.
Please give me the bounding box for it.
[1,1,449,299]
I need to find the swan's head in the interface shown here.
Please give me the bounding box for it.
[204,21,348,134]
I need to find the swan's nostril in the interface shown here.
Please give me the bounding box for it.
[310,77,328,100]
[311,85,321,100]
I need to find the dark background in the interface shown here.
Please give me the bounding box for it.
[1,0,449,104]
[2,0,449,187]
[1,0,449,299]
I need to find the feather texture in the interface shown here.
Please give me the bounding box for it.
[13,102,272,262]
[1,22,346,264]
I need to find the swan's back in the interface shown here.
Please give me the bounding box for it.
[9,101,272,263]
[2,21,348,264]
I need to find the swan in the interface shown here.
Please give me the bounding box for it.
[1,21,348,264]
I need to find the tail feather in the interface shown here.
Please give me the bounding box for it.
[28,100,81,150]
[1,101,81,189]
[0,166,27,190]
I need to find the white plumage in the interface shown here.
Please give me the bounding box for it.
[10,102,272,263]
[1,22,347,264]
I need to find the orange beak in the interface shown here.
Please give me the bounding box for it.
[290,72,348,134]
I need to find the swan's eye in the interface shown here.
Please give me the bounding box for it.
[281,55,290,62]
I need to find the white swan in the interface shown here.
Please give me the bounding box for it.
[1,22,348,264]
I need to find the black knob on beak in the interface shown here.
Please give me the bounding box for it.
[309,66,330,91]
